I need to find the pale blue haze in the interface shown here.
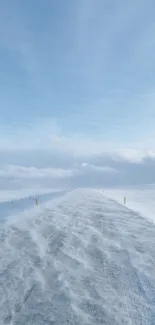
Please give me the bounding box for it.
[0,0,155,190]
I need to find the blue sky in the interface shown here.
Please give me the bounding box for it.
[0,0,155,191]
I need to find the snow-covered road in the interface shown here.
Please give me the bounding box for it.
[0,189,155,324]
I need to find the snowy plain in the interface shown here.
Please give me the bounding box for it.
[106,184,155,223]
[0,188,155,324]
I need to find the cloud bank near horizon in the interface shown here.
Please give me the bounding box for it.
[0,121,155,190]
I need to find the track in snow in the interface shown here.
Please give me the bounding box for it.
[0,189,155,324]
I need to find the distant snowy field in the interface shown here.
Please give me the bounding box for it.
[0,188,155,324]
[0,189,53,203]
[0,190,66,223]
[106,184,155,223]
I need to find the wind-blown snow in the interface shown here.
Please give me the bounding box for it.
[0,189,155,324]
[106,185,155,223]
[0,189,60,203]
[0,190,66,223]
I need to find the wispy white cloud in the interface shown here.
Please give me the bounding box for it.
[1,147,155,190]
[112,149,155,164]
[0,160,119,192]
[80,163,117,173]
[0,165,75,180]
[1,118,155,164]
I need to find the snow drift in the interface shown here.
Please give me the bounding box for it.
[0,189,155,324]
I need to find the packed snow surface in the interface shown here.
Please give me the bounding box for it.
[0,189,155,324]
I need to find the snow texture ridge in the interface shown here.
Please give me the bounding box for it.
[0,188,155,324]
